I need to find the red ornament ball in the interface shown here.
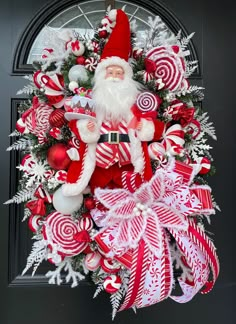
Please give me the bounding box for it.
[99,30,108,39]
[84,197,96,210]
[49,109,66,128]
[103,275,122,294]
[78,216,93,231]
[198,157,211,175]
[47,143,71,170]
[76,56,86,65]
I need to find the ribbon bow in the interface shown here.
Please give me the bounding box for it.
[166,100,195,127]
[26,186,52,216]
[128,104,157,129]
[94,163,207,258]
[21,96,40,129]
[161,124,185,154]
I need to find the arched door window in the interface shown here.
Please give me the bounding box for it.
[27,1,159,64]
[13,0,199,77]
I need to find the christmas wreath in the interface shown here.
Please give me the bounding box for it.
[6,8,220,318]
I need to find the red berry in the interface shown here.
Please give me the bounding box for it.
[99,30,108,39]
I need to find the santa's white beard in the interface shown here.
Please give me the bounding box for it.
[92,73,142,124]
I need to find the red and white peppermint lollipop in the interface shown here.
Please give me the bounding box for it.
[103,275,122,294]
[197,157,211,174]
[21,154,36,172]
[37,131,48,144]
[84,251,102,271]
[68,136,80,149]
[148,142,167,164]
[146,45,185,92]
[100,258,121,274]
[55,170,67,183]
[44,169,55,179]
[186,119,201,139]
[25,104,53,137]
[42,212,88,257]
[49,127,62,140]
[85,57,98,72]
[136,91,161,112]
[16,118,28,134]
[28,215,43,233]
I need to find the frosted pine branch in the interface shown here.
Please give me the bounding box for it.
[186,132,212,161]
[187,85,205,100]
[17,84,36,95]
[180,32,195,50]
[22,208,31,222]
[22,240,47,276]
[197,112,217,140]
[185,61,198,78]
[46,258,85,287]
[144,16,175,50]
[64,260,85,287]
[6,137,31,151]
[4,188,35,204]
[9,130,22,137]
[93,282,104,298]
[110,290,124,320]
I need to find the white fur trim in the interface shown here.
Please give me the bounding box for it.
[108,9,117,21]
[128,129,144,174]
[66,147,80,161]
[76,119,100,143]
[62,143,97,196]
[95,57,133,79]
[136,118,155,141]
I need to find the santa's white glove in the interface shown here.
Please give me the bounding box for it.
[76,119,100,143]
[136,118,155,141]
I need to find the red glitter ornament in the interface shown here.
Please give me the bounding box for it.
[99,30,108,39]
[76,56,86,65]
[49,109,66,128]
[84,197,96,210]
[47,143,71,170]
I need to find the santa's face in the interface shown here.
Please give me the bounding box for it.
[92,64,141,123]
[105,65,124,81]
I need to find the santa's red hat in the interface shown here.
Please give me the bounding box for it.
[95,9,133,78]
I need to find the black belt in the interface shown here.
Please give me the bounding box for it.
[98,132,130,144]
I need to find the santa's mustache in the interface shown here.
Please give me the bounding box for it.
[105,77,121,82]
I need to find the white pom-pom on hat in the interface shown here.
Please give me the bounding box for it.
[108,9,117,21]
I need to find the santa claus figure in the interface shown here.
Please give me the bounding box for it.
[61,9,165,198]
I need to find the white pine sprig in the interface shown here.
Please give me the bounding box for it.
[17,84,36,95]
[16,75,36,95]
[180,32,195,51]
[143,16,175,50]
[4,188,35,204]
[110,290,124,320]
[93,282,104,298]
[22,208,31,222]
[186,131,212,161]
[22,239,47,276]
[9,130,22,137]
[185,60,198,78]
[187,85,205,100]
[6,137,31,151]
[197,112,217,140]
[46,258,85,288]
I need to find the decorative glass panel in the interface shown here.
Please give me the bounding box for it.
[27,0,170,64]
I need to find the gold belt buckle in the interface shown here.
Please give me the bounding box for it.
[108,131,119,144]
